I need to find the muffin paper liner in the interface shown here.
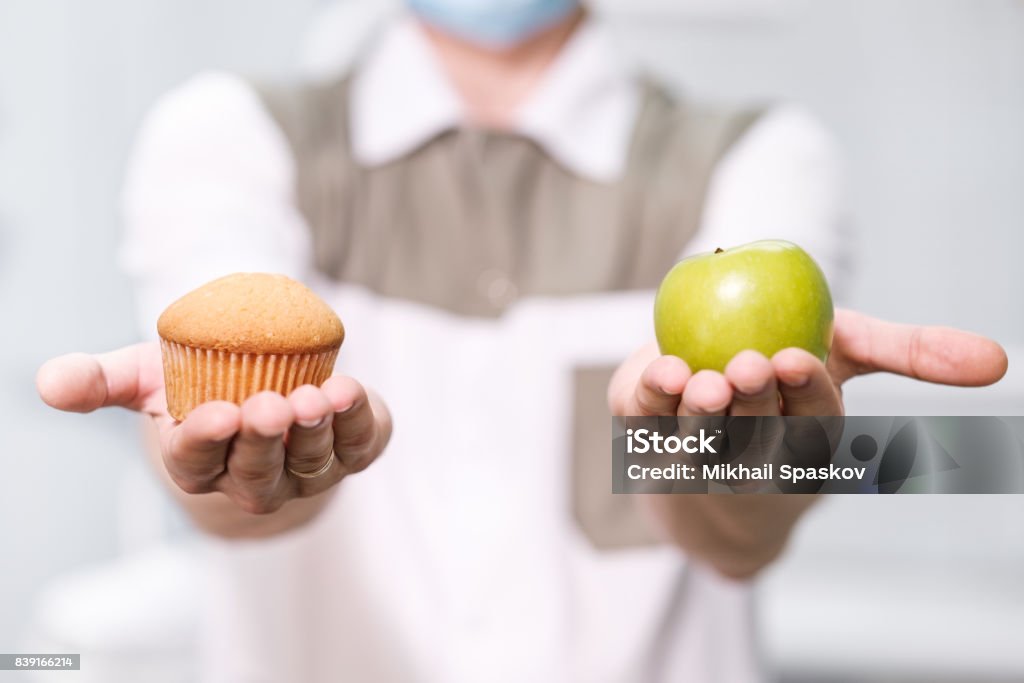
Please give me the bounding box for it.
[160,340,339,421]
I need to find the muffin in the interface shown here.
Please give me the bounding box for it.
[157,273,344,421]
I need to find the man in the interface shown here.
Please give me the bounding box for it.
[36,0,1007,681]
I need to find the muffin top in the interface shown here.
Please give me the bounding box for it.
[157,273,344,354]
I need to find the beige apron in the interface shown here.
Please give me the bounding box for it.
[257,76,763,550]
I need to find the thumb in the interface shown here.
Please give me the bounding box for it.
[833,309,1009,387]
[36,345,149,413]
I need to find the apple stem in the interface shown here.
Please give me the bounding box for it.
[715,248,725,254]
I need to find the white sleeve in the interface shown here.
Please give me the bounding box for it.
[119,70,312,340]
[684,104,852,303]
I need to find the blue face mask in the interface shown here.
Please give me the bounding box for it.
[408,0,580,48]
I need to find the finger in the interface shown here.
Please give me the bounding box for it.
[680,370,732,417]
[36,345,149,413]
[164,400,240,494]
[226,391,293,508]
[833,309,1009,386]
[724,351,780,416]
[322,376,386,471]
[284,385,337,480]
[608,341,660,414]
[772,348,842,416]
[624,355,691,416]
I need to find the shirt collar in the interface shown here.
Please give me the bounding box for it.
[349,16,641,183]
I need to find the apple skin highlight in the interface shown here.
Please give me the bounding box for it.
[654,239,834,373]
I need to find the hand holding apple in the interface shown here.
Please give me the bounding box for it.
[615,247,1007,579]
[610,309,1008,419]
[612,239,1007,418]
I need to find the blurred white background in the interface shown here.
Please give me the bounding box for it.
[1,0,1022,681]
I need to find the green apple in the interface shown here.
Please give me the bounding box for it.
[654,240,834,373]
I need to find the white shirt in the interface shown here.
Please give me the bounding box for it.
[121,13,845,683]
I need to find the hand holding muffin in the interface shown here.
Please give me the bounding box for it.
[36,274,391,536]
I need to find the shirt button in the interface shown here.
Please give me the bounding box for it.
[477,268,518,308]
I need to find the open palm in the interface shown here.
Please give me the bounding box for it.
[37,341,391,515]
[610,308,1008,418]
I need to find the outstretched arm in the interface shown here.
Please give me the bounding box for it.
[609,309,1008,579]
